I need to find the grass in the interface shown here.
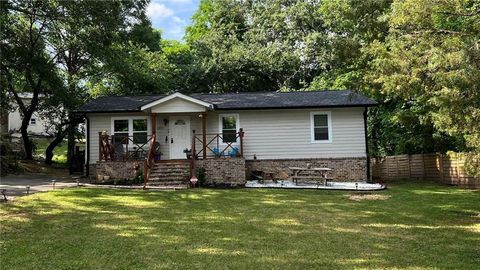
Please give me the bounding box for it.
[1,181,479,269]
[33,138,68,163]
[32,138,84,164]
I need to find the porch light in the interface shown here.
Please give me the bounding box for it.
[163,118,168,126]
[190,176,198,187]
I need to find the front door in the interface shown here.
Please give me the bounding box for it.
[169,116,191,159]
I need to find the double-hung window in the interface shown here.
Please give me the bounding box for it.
[219,114,239,143]
[311,112,332,143]
[112,117,149,144]
[132,119,148,144]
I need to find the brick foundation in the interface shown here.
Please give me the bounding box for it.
[195,158,246,185]
[89,161,141,182]
[246,158,367,181]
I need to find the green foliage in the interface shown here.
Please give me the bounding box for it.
[2,0,478,158]
[186,0,391,92]
[197,167,206,186]
[464,153,480,177]
[366,0,480,154]
[133,169,144,184]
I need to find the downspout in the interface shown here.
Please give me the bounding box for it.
[363,107,371,181]
[85,114,90,178]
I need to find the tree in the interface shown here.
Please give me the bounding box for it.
[1,0,151,164]
[367,0,480,153]
[186,0,392,92]
[1,0,63,159]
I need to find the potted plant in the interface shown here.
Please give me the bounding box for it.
[183,148,192,159]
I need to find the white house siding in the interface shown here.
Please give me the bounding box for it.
[87,107,366,163]
[204,107,366,160]
[87,112,150,163]
[87,112,203,162]
[8,104,49,135]
[151,98,207,113]
[154,113,202,160]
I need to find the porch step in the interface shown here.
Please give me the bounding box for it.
[147,161,190,187]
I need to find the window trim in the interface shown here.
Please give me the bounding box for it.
[110,116,151,139]
[218,113,240,144]
[310,111,332,143]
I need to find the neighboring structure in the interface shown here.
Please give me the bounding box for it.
[76,90,377,185]
[5,93,50,136]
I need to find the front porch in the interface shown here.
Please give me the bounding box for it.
[94,93,246,185]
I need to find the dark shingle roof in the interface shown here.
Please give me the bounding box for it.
[76,90,377,113]
[77,95,164,113]
[192,90,376,110]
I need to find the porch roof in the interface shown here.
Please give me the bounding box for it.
[76,90,377,113]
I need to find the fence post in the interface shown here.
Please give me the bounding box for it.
[439,153,444,183]
[455,152,461,185]
[396,155,399,179]
[192,130,196,158]
[408,154,412,179]
[239,128,244,158]
[422,154,425,180]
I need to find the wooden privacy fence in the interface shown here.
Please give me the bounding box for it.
[371,153,480,188]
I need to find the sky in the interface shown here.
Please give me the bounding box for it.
[146,0,200,41]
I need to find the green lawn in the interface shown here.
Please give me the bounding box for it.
[33,138,68,163]
[1,181,479,269]
[32,138,85,164]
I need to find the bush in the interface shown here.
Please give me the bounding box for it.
[197,167,206,186]
[132,169,144,184]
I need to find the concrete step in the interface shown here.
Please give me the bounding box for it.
[150,174,189,180]
[148,180,188,186]
[148,161,191,183]
[150,170,189,174]
[148,175,189,181]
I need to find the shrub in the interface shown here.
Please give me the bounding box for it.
[197,167,206,186]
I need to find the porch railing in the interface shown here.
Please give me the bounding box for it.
[98,133,154,162]
[191,128,244,160]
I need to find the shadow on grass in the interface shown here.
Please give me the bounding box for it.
[1,181,479,269]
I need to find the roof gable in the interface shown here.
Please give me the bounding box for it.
[140,93,212,111]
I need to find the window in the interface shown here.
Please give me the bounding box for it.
[111,117,149,144]
[30,118,36,125]
[132,119,148,144]
[219,114,239,143]
[113,119,129,144]
[311,112,332,143]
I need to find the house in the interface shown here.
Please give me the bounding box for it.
[4,93,50,137]
[76,90,377,186]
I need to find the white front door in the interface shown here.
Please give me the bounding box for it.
[169,116,191,159]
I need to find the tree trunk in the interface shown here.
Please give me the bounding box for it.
[21,111,34,160]
[0,111,8,134]
[45,133,66,165]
